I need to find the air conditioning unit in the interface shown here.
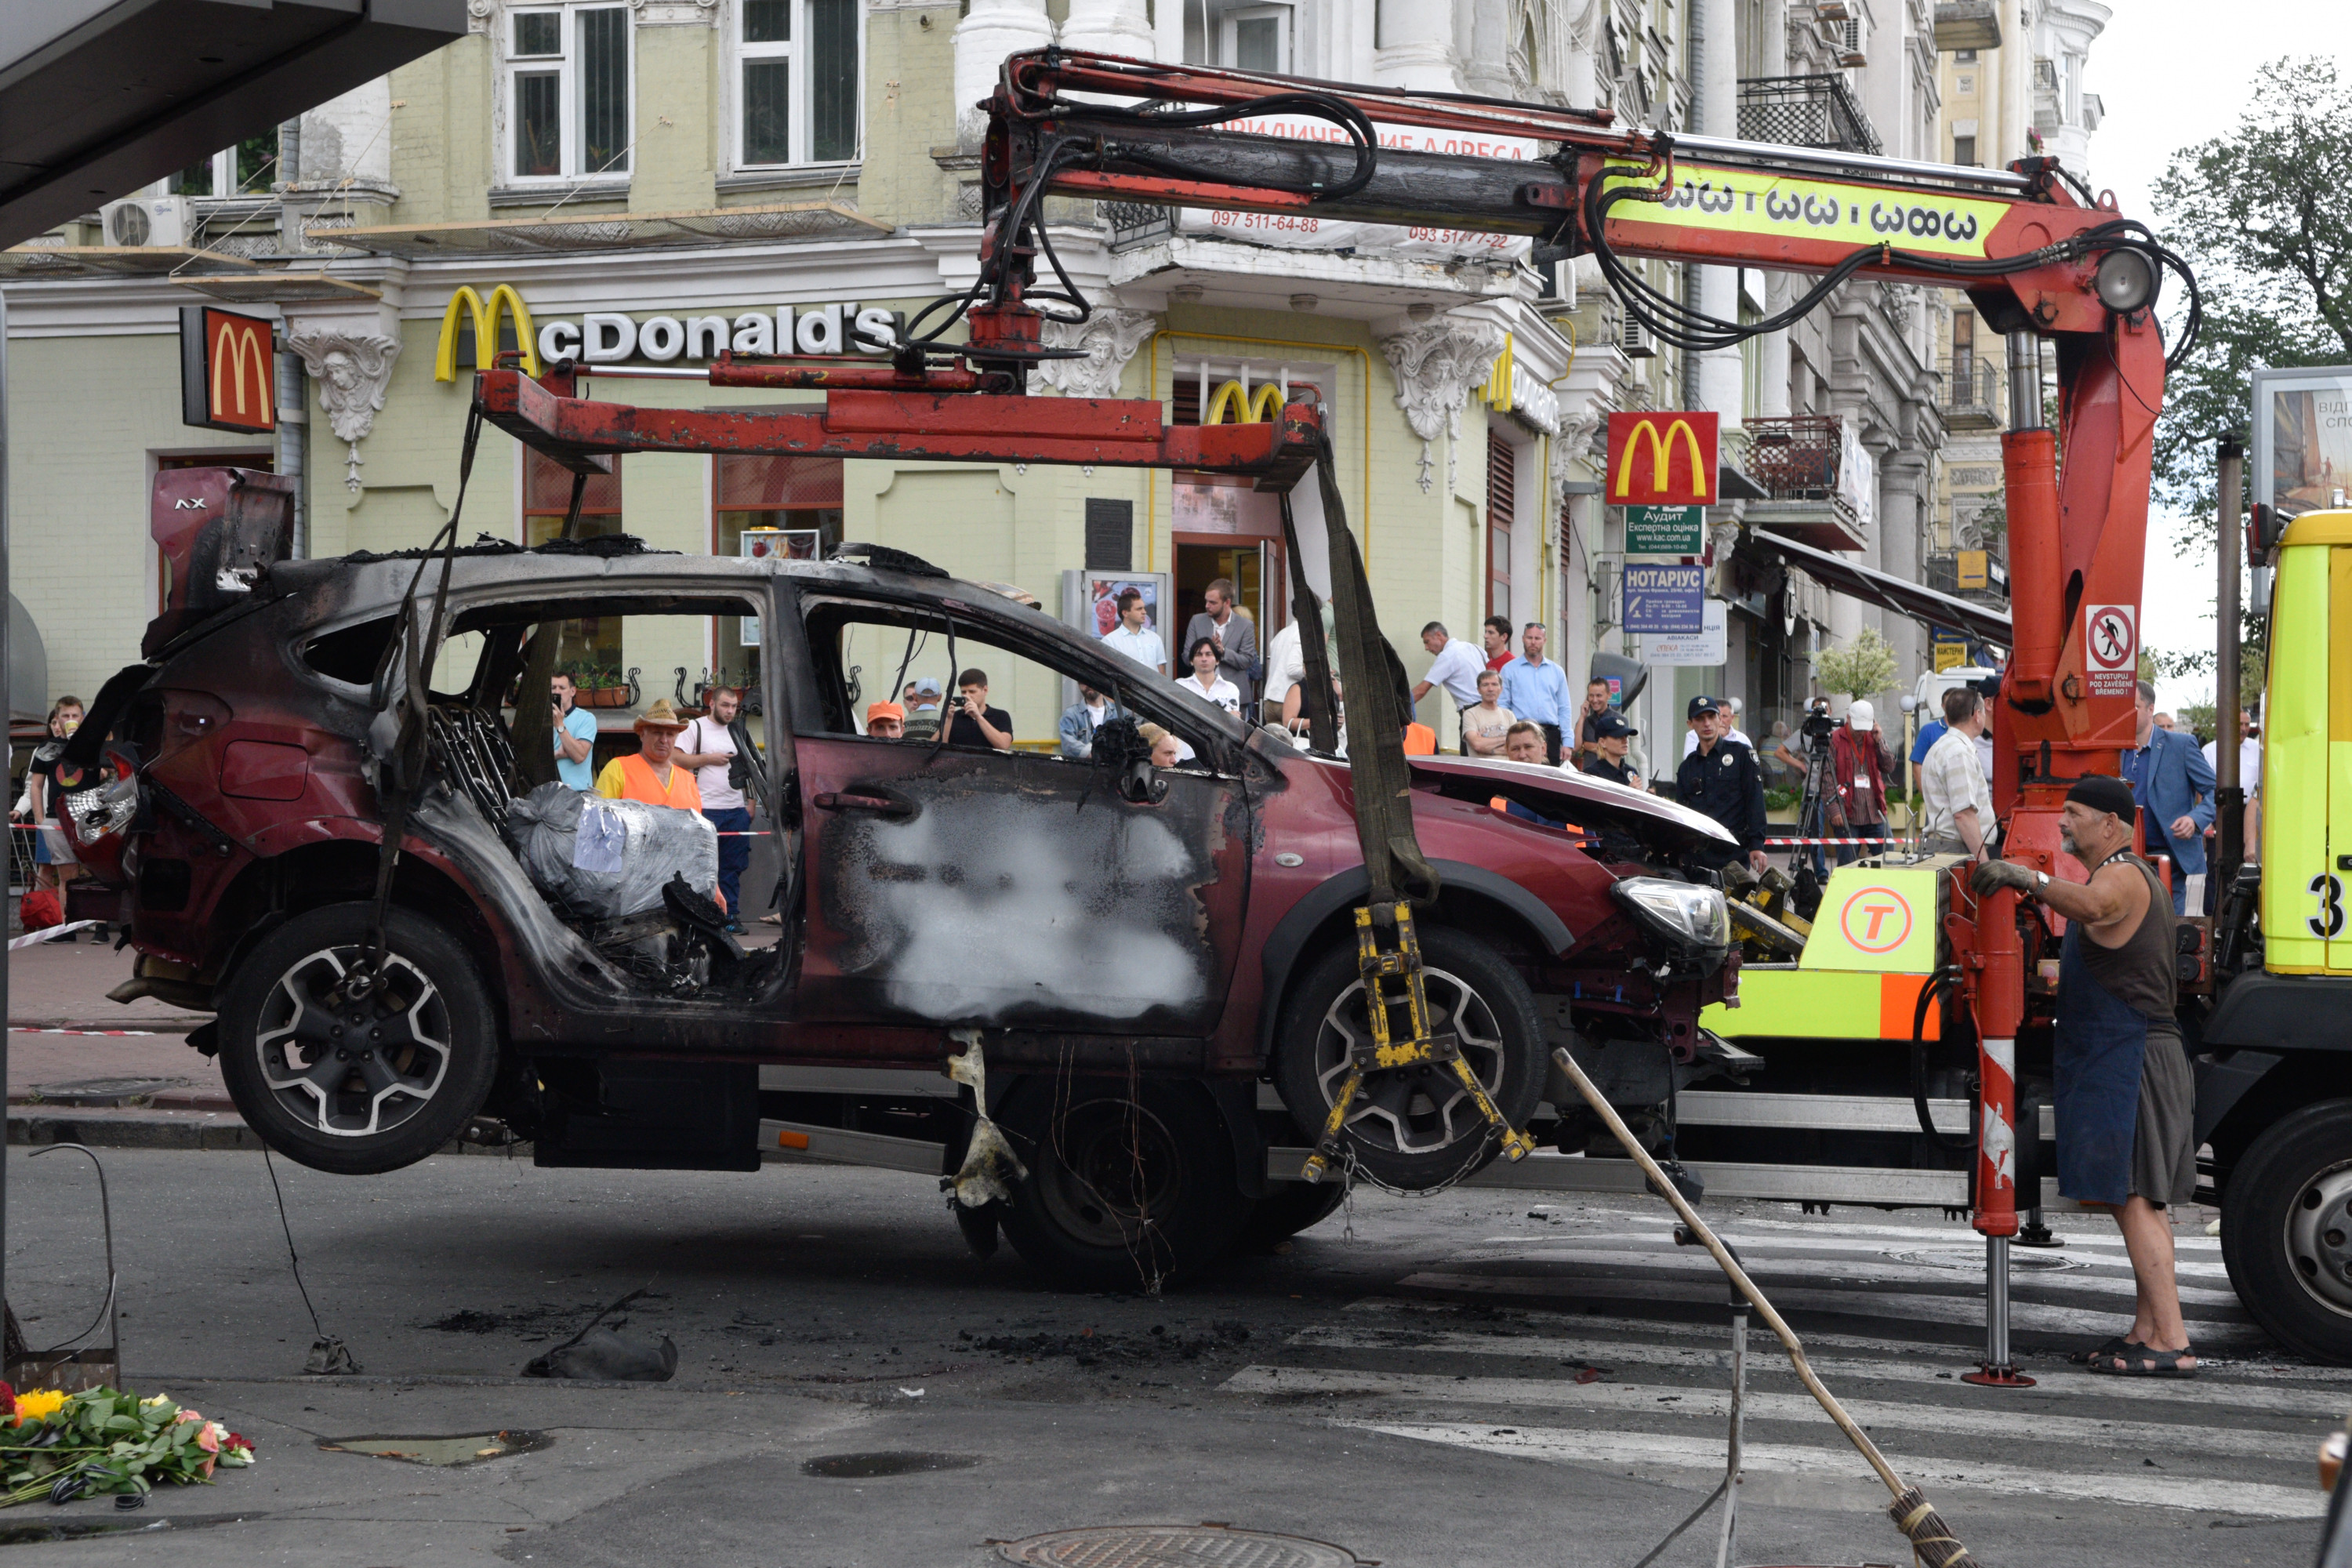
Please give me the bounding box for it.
[1838,16,1867,65]
[1618,311,1657,359]
[100,195,188,248]
[1594,558,1622,630]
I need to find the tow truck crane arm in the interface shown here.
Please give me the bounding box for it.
[475,43,2194,1304]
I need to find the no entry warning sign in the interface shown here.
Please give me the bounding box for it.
[2084,603,2137,698]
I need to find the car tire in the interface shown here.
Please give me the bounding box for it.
[994,1075,1251,1292]
[2222,1099,2352,1365]
[216,902,499,1176]
[1273,924,1546,1192]
[1233,1180,1348,1253]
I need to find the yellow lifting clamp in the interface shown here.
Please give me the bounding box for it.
[1299,902,1538,1183]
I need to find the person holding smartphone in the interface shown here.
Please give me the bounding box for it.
[551,673,597,790]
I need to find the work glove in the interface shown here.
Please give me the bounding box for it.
[1970,858,2036,896]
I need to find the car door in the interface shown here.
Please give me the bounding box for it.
[790,593,1252,1034]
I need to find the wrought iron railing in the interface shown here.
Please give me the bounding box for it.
[1105,201,1175,250]
[1939,354,2002,420]
[1744,415,1846,500]
[1736,75,1882,156]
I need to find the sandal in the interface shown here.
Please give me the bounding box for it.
[2067,1334,2139,1365]
[2087,1345,2197,1377]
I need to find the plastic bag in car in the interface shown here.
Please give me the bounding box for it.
[505,781,719,920]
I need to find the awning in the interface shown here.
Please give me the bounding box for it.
[1,1,469,248]
[1741,529,2012,651]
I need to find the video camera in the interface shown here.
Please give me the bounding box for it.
[1800,701,1835,746]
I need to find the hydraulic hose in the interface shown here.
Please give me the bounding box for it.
[1911,966,1975,1152]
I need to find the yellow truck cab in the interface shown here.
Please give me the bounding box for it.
[2193,506,2352,1361]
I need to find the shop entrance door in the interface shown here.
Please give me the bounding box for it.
[1173,539,1275,716]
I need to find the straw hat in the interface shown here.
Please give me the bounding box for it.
[633,698,688,732]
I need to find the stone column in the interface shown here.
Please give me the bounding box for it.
[1373,0,1457,92]
[1878,447,1931,683]
[953,0,1054,144]
[1692,0,1743,434]
[1058,0,1154,60]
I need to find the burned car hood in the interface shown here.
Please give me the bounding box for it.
[1403,754,1736,854]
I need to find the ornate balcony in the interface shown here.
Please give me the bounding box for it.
[1939,353,2002,430]
[1736,75,1882,157]
[1742,414,1871,552]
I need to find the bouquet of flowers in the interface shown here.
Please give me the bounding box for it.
[0,1384,254,1506]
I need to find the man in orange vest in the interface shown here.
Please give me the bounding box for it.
[594,699,723,911]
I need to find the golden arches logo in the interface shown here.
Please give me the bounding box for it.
[209,314,273,428]
[434,284,540,382]
[1615,417,1711,503]
[1203,379,1287,424]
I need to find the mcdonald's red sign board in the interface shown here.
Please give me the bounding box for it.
[179,306,277,434]
[1606,411,1717,506]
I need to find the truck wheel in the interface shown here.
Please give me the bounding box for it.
[216,903,499,1176]
[1234,1181,1348,1253]
[2222,1099,2352,1364]
[995,1076,1250,1292]
[1273,924,1546,1191]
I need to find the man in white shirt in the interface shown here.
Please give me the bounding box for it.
[674,686,753,929]
[2202,707,2261,865]
[1920,684,1994,859]
[1410,620,1487,752]
[1099,588,1166,674]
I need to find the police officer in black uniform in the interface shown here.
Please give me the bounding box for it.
[1579,710,1646,790]
[1675,695,1768,874]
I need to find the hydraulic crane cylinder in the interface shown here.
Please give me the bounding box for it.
[2002,333,2062,711]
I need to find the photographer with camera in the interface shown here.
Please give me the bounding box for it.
[550,672,598,791]
[1773,698,1838,878]
[945,668,1014,753]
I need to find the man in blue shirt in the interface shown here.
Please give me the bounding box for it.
[1500,622,1573,765]
[2119,679,2215,914]
[551,673,599,790]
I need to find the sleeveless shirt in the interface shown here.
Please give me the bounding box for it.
[2074,851,2176,1021]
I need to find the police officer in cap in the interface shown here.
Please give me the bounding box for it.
[1675,695,1767,873]
[1579,710,1647,792]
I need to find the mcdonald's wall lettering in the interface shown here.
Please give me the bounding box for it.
[1606,411,1718,506]
[179,306,277,435]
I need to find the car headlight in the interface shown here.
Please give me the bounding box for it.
[64,776,139,844]
[1610,877,1732,957]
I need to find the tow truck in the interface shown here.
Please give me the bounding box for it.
[68,51,2352,1363]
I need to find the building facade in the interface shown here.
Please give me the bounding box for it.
[0,0,2096,768]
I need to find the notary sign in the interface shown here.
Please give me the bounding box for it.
[1624,504,1705,556]
[1606,412,1718,506]
[1621,563,1707,634]
[179,306,275,434]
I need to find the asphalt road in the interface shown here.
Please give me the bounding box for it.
[0,1146,2338,1567]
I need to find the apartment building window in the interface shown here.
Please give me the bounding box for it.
[738,0,862,167]
[508,5,632,181]
[1953,134,1977,166]
[1486,428,1516,623]
[1221,5,1291,71]
[169,135,277,197]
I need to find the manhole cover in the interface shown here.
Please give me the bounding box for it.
[994,1524,1373,1567]
[319,1430,550,1466]
[801,1450,982,1478]
[1886,1246,2082,1274]
[31,1077,187,1106]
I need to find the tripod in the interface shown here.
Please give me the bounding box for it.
[1791,731,1836,880]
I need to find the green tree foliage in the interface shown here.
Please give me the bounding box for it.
[1815,627,1898,701]
[2150,56,2352,534]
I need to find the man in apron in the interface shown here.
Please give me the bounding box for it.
[1973,775,2198,1377]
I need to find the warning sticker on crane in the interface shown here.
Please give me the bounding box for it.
[2084,603,2137,697]
[1599,160,2005,261]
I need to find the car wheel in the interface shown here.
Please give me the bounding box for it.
[216,902,499,1176]
[2222,1099,2352,1365]
[1273,924,1546,1191]
[1233,1180,1348,1253]
[995,1076,1251,1291]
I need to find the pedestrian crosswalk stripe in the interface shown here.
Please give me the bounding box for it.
[1397,1271,2260,1341]
[1337,1299,2352,1385]
[1440,1245,2247,1305]
[1283,1325,2352,1414]
[1223,1364,2321,1459]
[1334,1422,2328,1520]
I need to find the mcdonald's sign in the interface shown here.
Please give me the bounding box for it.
[178,306,276,434]
[1606,410,1718,506]
[435,284,540,382]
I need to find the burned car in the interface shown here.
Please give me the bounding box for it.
[61,466,1737,1287]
